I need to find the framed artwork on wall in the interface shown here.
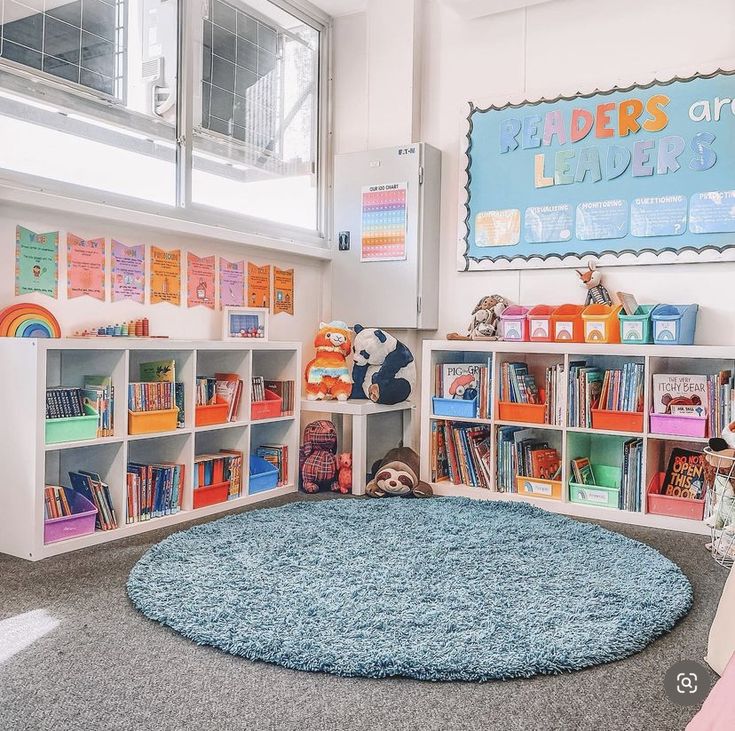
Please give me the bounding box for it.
[222,307,269,341]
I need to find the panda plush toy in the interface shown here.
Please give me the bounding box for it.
[350,324,416,405]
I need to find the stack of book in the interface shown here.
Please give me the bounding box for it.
[256,445,289,486]
[429,420,492,487]
[194,450,243,500]
[130,359,185,428]
[82,375,114,436]
[216,372,244,421]
[69,470,118,530]
[252,376,267,402]
[496,426,560,492]
[196,376,218,406]
[598,363,644,412]
[620,438,644,511]
[264,380,295,415]
[44,486,72,519]
[433,360,492,419]
[126,462,184,523]
[499,362,541,405]
[567,361,602,428]
[46,387,86,419]
[543,362,565,425]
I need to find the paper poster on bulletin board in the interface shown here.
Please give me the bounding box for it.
[460,70,735,270]
[67,234,106,300]
[361,182,408,261]
[150,246,181,305]
[187,253,215,309]
[273,267,294,315]
[15,226,59,298]
[248,263,271,308]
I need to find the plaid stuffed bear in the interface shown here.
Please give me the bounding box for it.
[299,420,339,493]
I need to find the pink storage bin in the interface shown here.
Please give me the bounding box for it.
[649,412,707,438]
[500,305,529,341]
[646,472,705,521]
[44,488,98,544]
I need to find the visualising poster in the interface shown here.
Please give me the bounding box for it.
[460,70,735,270]
[67,234,106,300]
[273,267,294,315]
[111,241,145,303]
[150,246,181,305]
[248,263,271,308]
[361,182,408,261]
[15,226,59,298]
[187,253,215,309]
[219,258,245,308]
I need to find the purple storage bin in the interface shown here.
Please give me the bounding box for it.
[500,305,530,341]
[649,412,707,438]
[44,488,98,544]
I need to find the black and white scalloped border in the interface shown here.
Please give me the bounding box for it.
[458,66,735,272]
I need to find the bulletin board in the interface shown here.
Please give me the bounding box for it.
[459,69,735,270]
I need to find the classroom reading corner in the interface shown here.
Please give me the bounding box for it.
[2,1,735,729]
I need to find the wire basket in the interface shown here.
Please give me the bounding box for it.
[703,447,735,568]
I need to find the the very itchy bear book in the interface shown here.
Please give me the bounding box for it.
[651,374,708,417]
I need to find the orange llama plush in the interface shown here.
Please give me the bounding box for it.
[304,321,352,401]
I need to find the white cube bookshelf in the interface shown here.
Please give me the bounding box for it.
[0,338,301,561]
[420,340,727,536]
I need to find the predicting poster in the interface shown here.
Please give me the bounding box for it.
[150,246,181,305]
[187,253,215,309]
[15,226,59,298]
[460,70,735,270]
[111,241,145,303]
[67,234,106,300]
[273,267,294,315]
[248,263,271,308]
[219,258,245,308]
[360,182,408,261]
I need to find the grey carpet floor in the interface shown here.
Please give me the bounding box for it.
[0,493,728,731]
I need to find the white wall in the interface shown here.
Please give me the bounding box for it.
[335,0,735,344]
[0,202,325,352]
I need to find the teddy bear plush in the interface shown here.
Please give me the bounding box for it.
[350,325,415,405]
[366,447,432,498]
[336,453,352,494]
[304,321,352,401]
[299,420,339,493]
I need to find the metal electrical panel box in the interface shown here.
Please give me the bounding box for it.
[331,143,441,330]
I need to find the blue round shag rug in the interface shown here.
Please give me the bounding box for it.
[127,498,692,681]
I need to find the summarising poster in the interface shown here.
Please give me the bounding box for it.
[15,226,59,298]
[187,253,215,309]
[67,234,106,300]
[248,263,271,308]
[219,259,245,308]
[150,246,181,305]
[461,70,735,269]
[111,241,145,303]
[273,267,294,315]
[361,182,408,261]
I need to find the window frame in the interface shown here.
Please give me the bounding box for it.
[0,0,332,253]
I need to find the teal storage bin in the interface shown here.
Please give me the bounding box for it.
[432,396,478,419]
[651,304,698,345]
[45,415,99,445]
[569,465,621,509]
[619,305,655,344]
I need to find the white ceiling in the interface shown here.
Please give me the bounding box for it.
[310,0,367,17]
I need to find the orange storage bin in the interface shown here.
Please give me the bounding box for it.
[550,304,585,342]
[251,389,283,420]
[498,401,546,424]
[590,409,644,433]
[646,472,705,521]
[582,304,623,343]
[527,305,555,342]
[128,407,179,435]
[195,399,230,427]
[516,475,562,501]
[193,480,230,509]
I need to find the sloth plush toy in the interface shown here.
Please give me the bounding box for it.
[366,447,433,498]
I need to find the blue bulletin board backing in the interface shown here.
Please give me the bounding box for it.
[460,69,735,270]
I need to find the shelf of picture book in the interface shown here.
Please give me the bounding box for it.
[432,358,492,420]
[128,358,184,435]
[497,426,563,500]
[251,376,295,421]
[44,470,118,544]
[193,451,244,508]
[195,374,244,427]
[45,376,115,444]
[126,461,185,524]
[647,447,707,521]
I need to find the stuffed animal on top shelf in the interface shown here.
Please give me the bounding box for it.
[350,325,415,405]
[447,295,509,340]
[304,321,352,401]
[577,262,613,306]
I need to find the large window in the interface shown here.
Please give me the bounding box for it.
[0,0,327,241]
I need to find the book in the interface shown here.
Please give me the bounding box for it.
[429,420,491,488]
[45,387,85,419]
[83,375,114,437]
[140,359,176,383]
[617,292,639,316]
[651,374,708,416]
[256,445,289,487]
[660,448,706,500]
[570,457,594,485]
[127,461,185,522]
[68,470,118,530]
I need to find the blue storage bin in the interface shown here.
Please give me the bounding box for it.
[651,304,698,345]
[432,396,478,418]
[249,455,279,494]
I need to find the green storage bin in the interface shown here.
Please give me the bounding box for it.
[569,464,621,508]
[619,305,655,344]
[45,415,99,444]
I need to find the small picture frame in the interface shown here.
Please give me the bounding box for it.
[222,307,269,341]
